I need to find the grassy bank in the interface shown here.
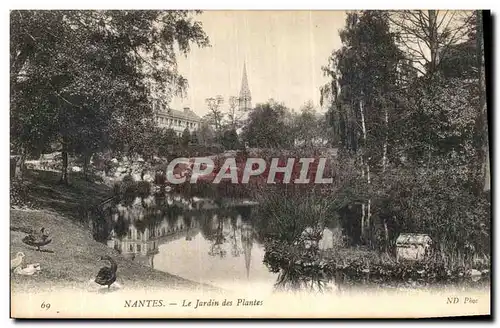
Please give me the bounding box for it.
[10,209,215,293]
[10,170,217,293]
[11,169,111,224]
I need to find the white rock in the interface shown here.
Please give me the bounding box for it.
[71,166,82,172]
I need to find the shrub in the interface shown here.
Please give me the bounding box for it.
[253,187,340,291]
[254,187,338,243]
[10,181,31,208]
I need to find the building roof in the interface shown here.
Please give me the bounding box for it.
[156,107,201,121]
[396,233,432,246]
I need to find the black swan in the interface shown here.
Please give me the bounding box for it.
[95,255,117,289]
[22,227,52,251]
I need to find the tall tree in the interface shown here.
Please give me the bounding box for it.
[475,11,489,192]
[205,95,225,132]
[242,100,292,149]
[197,120,216,146]
[181,127,191,148]
[157,128,178,156]
[389,10,474,75]
[292,101,321,148]
[10,10,209,183]
[221,128,239,150]
[225,96,243,130]
[321,11,405,244]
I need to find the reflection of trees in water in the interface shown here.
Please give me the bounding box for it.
[171,181,217,200]
[164,205,182,231]
[202,214,227,258]
[235,205,252,221]
[200,211,216,241]
[91,204,116,242]
[229,215,241,257]
[113,211,130,239]
[210,225,227,258]
[183,215,193,240]
[200,207,256,259]
[133,204,160,234]
[265,239,332,293]
[169,181,253,202]
[105,185,263,269]
[110,194,184,241]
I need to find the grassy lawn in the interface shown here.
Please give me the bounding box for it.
[10,169,217,292]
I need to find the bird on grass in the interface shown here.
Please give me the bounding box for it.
[14,263,41,276]
[95,255,117,289]
[22,227,52,252]
[10,252,25,270]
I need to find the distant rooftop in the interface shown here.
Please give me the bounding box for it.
[155,104,201,121]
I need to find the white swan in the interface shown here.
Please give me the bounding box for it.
[14,263,41,275]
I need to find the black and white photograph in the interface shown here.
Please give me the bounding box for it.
[9,9,491,318]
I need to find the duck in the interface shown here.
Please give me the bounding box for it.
[14,263,41,276]
[10,252,25,270]
[22,227,52,251]
[95,255,117,289]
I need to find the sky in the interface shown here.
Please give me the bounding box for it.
[169,10,346,117]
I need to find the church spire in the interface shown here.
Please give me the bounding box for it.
[238,62,252,112]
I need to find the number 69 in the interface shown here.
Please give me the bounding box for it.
[41,302,51,310]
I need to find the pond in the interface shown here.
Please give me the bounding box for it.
[97,194,340,293]
[92,184,490,294]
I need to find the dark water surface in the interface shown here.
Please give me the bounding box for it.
[99,194,339,292]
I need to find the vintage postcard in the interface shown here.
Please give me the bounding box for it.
[10,9,491,319]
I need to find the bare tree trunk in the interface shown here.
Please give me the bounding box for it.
[360,159,365,241]
[83,152,92,180]
[476,11,490,192]
[14,147,27,180]
[366,162,371,246]
[359,98,371,244]
[382,108,389,250]
[382,108,389,170]
[383,219,389,252]
[427,10,440,74]
[483,147,490,192]
[60,142,69,185]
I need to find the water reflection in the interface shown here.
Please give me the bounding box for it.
[106,195,200,269]
[101,194,335,292]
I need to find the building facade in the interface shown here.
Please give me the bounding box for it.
[154,101,201,137]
